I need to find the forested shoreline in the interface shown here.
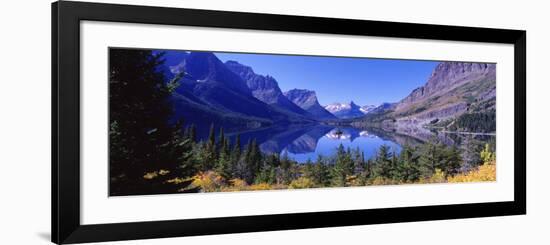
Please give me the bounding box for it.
[151,124,497,193]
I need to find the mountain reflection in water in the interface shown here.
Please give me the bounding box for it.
[210,124,403,163]
[193,123,495,164]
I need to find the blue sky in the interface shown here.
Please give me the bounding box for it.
[215,52,439,106]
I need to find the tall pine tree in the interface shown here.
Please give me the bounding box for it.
[109,49,196,195]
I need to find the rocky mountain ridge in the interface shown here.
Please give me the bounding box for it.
[352,62,496,134]
[284,89,337,120]
[224,60,313,119]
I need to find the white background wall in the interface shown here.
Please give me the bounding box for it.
[0,0,547,244]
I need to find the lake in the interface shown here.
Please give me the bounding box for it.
[193,123,495,164]
[283,127,402,162]
[194,124,403,163]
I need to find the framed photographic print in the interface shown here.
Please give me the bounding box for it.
[52,1,526,244]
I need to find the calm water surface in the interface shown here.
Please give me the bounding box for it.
[193,123,495,164]
[283,127,401,162]
[204,125,403,163]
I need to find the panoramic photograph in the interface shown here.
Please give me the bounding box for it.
[109,48,497,196]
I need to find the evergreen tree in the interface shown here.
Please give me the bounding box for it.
[372,145,393,179]
[234,158,251,183]
[303,159,315,178]
[255,160,276,185]
[364,159,373,180]
[418,139,462,178]
[455,110,496,133]
[331,144,353,187]
[215,137,232,180]
[241,139,262,183]
[418,141,441,178]
[311,155,330,186]
[264,153,280,168]
[229,134,241,175]
[352,147,365,175]
[218,127,225,150]
[394,145,420,182]
[480,143,496,163]
[279,151,294,184]
[108,49,196,195]
[208,124,216,147]
[188,124,196,143]
[441,145,462,176]
[462,136,483,170]
[249,139,262,174]
[202,124,217,170]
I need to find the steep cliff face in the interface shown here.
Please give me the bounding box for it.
[160,51,315,129]
[284,89,337,121]
[393,62,496,123]
[224,61,312,119]
[398,62,495,107]
[183,52,252,95]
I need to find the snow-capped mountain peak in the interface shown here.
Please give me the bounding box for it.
[324,101,375,119]
[325,102,352,112]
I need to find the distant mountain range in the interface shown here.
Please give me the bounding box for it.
[160,51,338,131]
[158,50,495,135]
[164,51,310,131]
[324,101,376,119]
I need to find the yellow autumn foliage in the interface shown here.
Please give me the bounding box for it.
[248,183,274,191]
[165,177,187,184]
[143,171,158,180]
[230,178,247,189]
[218,179,275,192]
[219,178,249,192]
[143,169,170,180]
[191,171,225,192]
[418,169,447,184]
[180,160,496,193]
[448,161,496,183]
[368,176,401,185]
[289,177,316,189]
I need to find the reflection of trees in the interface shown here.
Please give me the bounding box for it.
[222,124,334,155]
[367,126,495,172]
[363,127,425,147]
[194,121,495,169]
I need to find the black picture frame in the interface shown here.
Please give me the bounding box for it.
[52,1,526,244]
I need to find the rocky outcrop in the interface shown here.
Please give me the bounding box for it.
[284,89,337,121]
[393,62,496,123]
[397,62,496,109]
[224,61,312,119]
